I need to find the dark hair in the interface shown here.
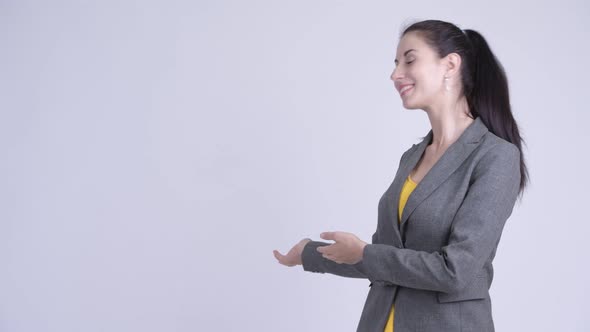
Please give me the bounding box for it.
[401,19,529,200]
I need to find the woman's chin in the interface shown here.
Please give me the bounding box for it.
[401,99,419,109]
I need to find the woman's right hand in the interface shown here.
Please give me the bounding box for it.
[273,238,312,267]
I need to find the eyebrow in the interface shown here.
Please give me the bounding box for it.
[394,49,417,64]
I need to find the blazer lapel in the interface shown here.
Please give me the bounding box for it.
[395,117,489,240]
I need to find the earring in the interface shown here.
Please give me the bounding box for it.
[444,76,450,91]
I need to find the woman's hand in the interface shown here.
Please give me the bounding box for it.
[316,231,368,265]
[273,238,312,267]
[273,232,368,267]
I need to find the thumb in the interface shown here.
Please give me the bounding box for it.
[320,232,336,241]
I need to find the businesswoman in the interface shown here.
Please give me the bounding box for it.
[273,19,529,332]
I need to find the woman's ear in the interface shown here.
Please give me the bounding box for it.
[443,52,463,78]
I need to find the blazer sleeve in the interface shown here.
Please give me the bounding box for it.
[300,148,411,279]
[356,143,522,293]
[300,232,377,279]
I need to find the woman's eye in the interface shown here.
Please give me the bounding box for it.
[394,60,414,67]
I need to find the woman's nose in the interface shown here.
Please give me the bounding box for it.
[390,67,402,81]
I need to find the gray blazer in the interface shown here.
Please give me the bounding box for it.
[301,116,521,332]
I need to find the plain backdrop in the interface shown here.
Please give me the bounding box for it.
[1,0,589,331]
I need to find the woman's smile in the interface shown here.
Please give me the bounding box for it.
[400,84,414,96]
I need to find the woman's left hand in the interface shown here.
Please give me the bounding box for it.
[316,231,368,265]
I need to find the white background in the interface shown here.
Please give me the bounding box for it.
[1,0,588,331]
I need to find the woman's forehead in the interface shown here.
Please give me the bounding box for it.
[397,33,424,52]
[396,33,434,58]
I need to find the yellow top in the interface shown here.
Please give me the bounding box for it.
[398,174,417,223]
[384,174,418,332]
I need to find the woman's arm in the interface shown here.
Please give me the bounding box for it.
[301,232,377,279]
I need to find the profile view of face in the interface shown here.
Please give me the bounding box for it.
[390,31,448,110]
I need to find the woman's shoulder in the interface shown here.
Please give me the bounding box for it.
[472,132,520,172]
[479,131,519,157]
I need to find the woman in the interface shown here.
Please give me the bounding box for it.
[273,19,529,332]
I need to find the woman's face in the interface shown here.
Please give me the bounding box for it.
[390,32,448,110]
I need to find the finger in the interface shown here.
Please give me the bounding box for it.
[320,242,341,255]
[273,250,286,262]
[316,245,333,254]
[273,250,296,266]
[320,231,337,241]
[273,250,282,260]
[323,253,341,263]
